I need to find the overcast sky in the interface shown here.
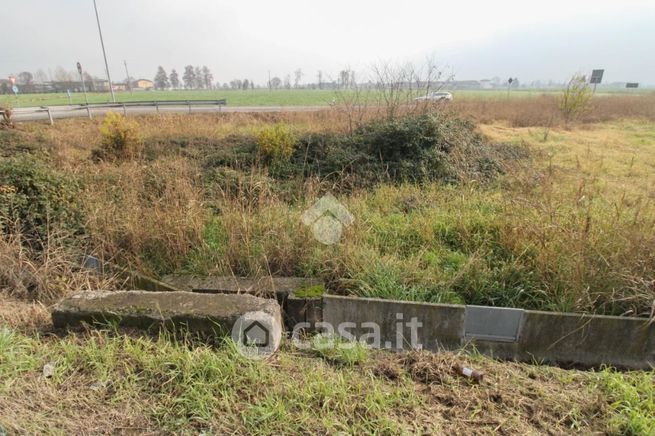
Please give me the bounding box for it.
[3,0,655,85]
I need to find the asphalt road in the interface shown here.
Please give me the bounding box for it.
[9,104,329,123]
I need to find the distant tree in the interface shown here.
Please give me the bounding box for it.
[154,66,169,90]
[34,69,48,84]
[54,66,72,82]
[242,79,249,90]
[250,80,254,90]
[317,70,323,89]
[182,65,195,89]
[169,69,180,89]
[284,74,291,89]
[339,70,350,88]
[194,66,203,89]
[16,71,34,92]
[229,79,242,90]
[82,72,96,91]
[17,71,33,85]
[293,69,303,88]
[201,66,213,89]
[270,76,281,89]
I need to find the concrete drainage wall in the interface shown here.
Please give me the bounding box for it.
[322,295,655,370]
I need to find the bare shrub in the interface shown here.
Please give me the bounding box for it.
[332,58,453,134]
[560,74,593,124]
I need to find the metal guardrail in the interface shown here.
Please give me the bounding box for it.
[3,99,228,125]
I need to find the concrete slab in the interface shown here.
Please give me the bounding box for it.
[322,295,465,351]
[322,295,654,369]
[52,290,283,338]
[161,275,320,302]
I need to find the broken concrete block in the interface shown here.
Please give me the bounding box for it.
[161,275,321,303]
[51,290,283,338]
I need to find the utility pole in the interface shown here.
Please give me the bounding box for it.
[124,60,132,95]
[93,0,116,102]
[268,70,271,92]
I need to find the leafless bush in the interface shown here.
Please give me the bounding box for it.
[332,58,454,134]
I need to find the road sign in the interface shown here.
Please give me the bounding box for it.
[590,69,604,84]
[11,85,18,95]
[77,62,83,75]
[626,82,639,89]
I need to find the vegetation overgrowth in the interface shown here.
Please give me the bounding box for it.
[0,95,654,316]
[1,94,654,433]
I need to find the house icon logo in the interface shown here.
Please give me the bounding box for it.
[242,320,269,347]
[301,194,354,245]
[231,311,282,360]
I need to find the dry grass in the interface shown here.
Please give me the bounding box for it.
[450,93,655,127]
[0,227,117,303]
[82,157,206,274]
[368,349,608,433]
[0,295,49,333]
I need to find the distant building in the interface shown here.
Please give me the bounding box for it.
[132,79,154,90]
[112,82,127,92]
[479,79,493,89]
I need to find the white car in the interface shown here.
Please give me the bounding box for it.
[414,91,453,102]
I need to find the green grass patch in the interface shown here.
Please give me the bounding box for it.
[601,369,655,435]
[293,284,325,298]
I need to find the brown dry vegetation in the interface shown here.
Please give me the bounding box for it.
[1,95,654,315]
[1,95,654,434]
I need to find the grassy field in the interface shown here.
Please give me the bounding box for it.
[1,95,654,433]
[0,296,653,434]
[1,87,650,108]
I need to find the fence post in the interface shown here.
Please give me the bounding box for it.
[87,106,92,120]
[155,102,159,114]
[46,107,54,125]
[187,101,191,114]
[122,104,127,116]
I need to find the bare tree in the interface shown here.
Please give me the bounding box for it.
[317,70,323,89]
[34,69,48,84]
[293,68,303,88]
